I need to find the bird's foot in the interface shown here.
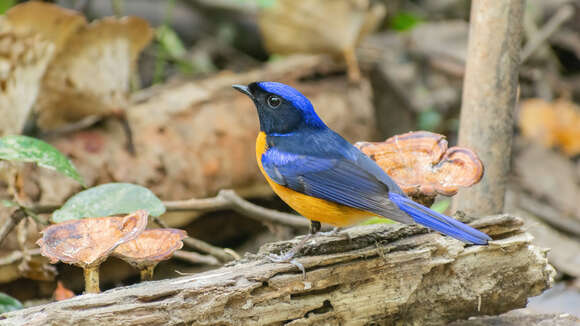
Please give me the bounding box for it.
[267,252,306,278]
[317,227,351,242]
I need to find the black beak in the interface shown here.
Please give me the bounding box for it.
[232,84,254,99]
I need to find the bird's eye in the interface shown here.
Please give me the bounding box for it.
[267,95,281,109]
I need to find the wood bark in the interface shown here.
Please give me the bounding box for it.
[449,309,580,326]
[453,0,525,215]
[0,215,554,326]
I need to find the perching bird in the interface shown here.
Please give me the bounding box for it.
[233,82,491,260]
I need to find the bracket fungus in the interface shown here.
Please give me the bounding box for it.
[113,228,187,281]
[355,131,483,206]
[37,210,148,293]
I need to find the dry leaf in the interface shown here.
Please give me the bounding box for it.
[37,210,148,268]
[35,16,153,130]
[258,0,385,80]
[0,2,87,136]
[519,98,580,157]
[356,131,483,198]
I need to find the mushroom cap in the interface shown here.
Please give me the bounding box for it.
[37,210,148,268]
[113,228,187,270]
[355,131,483,197]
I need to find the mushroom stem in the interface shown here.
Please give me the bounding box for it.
[140,265,155,281]
[83,266,100,293]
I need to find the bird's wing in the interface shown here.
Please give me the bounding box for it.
[261,147,413,224]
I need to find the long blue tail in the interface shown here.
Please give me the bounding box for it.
[388,193,491,245]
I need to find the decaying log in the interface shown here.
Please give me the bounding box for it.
[0,215,554,326]
[450,309,580,326]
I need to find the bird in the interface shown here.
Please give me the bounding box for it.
[233,81,491,262]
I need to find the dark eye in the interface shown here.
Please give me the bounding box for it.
[267,95,281,109]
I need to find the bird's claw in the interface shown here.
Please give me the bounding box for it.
[267,252,306,279]
[267,251,295,263]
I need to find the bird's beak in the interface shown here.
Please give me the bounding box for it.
[232,84,254,99]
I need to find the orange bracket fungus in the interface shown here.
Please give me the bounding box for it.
[113,228,187,281]
[355,131,483,206]
[37,210,148,293]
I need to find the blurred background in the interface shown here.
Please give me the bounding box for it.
[0,0,579,319]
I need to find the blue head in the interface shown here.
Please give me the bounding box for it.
[233,82,326,134]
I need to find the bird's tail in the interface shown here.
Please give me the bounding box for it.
[388,193,491,245]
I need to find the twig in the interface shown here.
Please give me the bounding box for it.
[521,5,575,62]
[0,248,41,266]
[165,189,309,229]
[173,250,220,266]
[152,216,236,263]
[218,190,309,229]
[0,208,27,246]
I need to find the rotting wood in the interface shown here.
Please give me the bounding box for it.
[449,309,580,326]
[0,214,554,326]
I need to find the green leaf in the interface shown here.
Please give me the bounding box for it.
[52,183,166,223]
[390,12,422,31]
[0,0,15,14]
[155,25,187,59]
[0,135,84,185]
[1,200,17,208]
[0,293,22,313]
[417,109,442,131]
[430,199,451,213]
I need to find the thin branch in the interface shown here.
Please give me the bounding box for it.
[521,4,575,62]
[164,189,309,229]
[173,250,221,266]
[153,216,236,263]
[0,208,27,246]
[218,190,309,229]
[0,248,41,266]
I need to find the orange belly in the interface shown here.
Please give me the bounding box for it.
[256,132,374,227]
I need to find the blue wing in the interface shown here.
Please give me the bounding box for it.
[261,146,414,224]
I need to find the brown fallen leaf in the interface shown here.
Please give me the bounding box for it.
[519,98,580,157]
[35,16,153,131]
[0,2,85,136]
[258,0,385,81]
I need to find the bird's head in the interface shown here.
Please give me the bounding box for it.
[233,82,326,135]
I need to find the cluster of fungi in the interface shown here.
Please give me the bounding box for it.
[37,210,186,294]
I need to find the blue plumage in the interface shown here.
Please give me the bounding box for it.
[235,81,491,245]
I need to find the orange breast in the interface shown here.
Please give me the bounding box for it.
[256,132,373,227]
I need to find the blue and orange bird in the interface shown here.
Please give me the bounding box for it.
[233,82,491,260]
